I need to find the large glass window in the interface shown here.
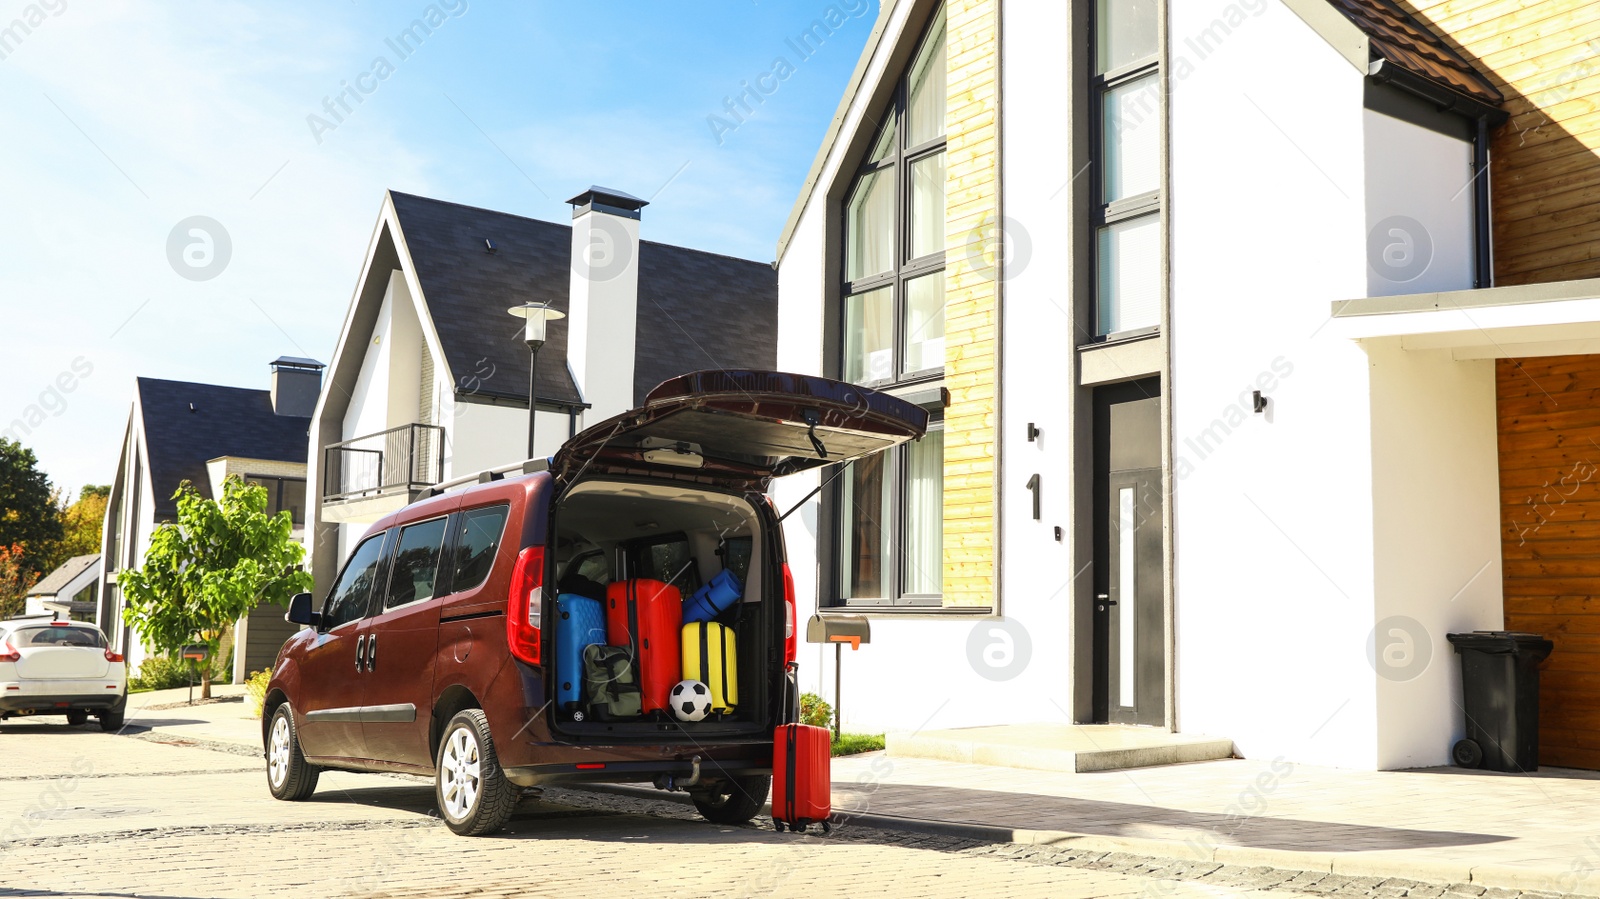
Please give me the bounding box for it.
[324,532,386,630]
[244,475,308,526]
[834,6,948,607]
[1093,0,1162,337]
[841,6,947,385]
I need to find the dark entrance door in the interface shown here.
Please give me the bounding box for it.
[1092,378,1166,726]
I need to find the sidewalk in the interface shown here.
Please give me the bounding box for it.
[117,692,1600,896]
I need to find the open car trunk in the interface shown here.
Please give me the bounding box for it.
[545,478,780,742]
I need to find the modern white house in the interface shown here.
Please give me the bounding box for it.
[305,189,780,592]
[97,359,321,681]
[23,553,100,621]
[775,0,1600,771]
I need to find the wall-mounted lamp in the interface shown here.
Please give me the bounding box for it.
[1026,422,1041,442]
[1253,390,1268,414]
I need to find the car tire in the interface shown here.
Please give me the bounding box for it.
[693,774,770,826]
[436,709,518,836]
[66,711,89,727]
[96,710,124,732]
[266,704,319,801]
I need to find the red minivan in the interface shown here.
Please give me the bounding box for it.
[263,371,926,835]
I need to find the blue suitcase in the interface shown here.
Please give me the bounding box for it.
[554,593,608,710]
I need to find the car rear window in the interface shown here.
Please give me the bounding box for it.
[452,504,510,593]
[14,625,106,648]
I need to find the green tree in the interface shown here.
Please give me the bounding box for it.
[43,484,111,570]
[117,477,312,698]
[0,438,63,584]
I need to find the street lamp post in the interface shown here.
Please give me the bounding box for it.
[507,302,565,459]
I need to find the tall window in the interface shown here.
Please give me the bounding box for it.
[843,7,947,385]
[1094,0,1161,337]
[837,6,947,607]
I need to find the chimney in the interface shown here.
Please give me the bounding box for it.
[270,356,325,417]
[566,186,646,424]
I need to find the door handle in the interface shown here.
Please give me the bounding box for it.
[1097,593,1117,611]
[367,634,377,672]
[355,634,367,672]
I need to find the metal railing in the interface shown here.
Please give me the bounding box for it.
[322,423,445,502]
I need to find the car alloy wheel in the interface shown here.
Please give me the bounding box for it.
[268,714,292,790]
[440,727,482,820]
[434,709,517,836]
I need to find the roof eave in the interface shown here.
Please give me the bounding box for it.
[1366,58,1507,125]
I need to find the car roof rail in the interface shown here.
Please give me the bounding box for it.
[415,457,551,500]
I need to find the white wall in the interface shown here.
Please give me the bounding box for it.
[1365,339,1502,768]
[1364,110,1475,297]
[1169,0,1381,768]
[447,403,569,477]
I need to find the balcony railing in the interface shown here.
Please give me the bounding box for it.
[322,423,445,503]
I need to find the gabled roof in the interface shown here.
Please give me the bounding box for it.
[388,192,778,408]
[26,554,100,598]
[136,378,310,519]
[1321,0,1502,108]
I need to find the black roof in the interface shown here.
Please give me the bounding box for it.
[1326,0,1502,108]
[136,378,310,520]
[387,192,778,409]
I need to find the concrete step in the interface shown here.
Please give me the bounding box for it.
[886,724,1235,774]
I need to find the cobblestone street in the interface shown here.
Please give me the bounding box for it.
[0,719,1585,899]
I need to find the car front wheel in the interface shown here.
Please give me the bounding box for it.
[436,709,518,836]
[693,774,770,826]
[266,704,319,800]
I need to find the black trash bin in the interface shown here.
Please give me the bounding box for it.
[1446,631,1553,773]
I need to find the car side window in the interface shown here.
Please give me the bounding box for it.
[452,504,510,593]
[323,532,387,629]
[386,517,449,610]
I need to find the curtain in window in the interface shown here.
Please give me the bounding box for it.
[844,286,894,383]
[846,169,894,281]
[910,151,947,259]
[903,428,944,596]
[902,273,945,374]
[842,452,891,599]
[906,13,947,147]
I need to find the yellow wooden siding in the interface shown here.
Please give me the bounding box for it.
[1403,0,1600,284]
[942,0,1000,608]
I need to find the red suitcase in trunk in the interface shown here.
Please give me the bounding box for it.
[605,579,683,716]
[772,723,832,833]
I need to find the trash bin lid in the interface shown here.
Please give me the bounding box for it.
[1446,631,1554,657]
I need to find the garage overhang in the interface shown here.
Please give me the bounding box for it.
[1326,278,1600,359]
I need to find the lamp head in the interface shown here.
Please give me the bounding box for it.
[507,302,565,348]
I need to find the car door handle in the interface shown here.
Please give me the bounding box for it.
[355,634,367,672]
[367,634,376,672]
[1097,593,1117,610]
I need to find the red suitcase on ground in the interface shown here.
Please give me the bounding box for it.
[772,723,832,833]
[605,578,683,716]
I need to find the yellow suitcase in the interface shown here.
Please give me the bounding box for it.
[681,621,738,713]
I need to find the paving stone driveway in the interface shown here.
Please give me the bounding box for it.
[0,720,1586,899]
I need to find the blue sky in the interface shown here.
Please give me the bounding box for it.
[0,0,876,499]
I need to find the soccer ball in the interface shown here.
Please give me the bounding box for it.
[671,680,713,722]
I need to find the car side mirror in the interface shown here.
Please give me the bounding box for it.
[285,592,321,628]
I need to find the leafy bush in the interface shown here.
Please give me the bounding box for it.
[831,733,886,757]
[130,655,199,692]
[244,669,271,718]
[799,692,833,729]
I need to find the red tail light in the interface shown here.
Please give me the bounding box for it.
[104,649,124,663]
[506,545,546,666]
[782,563,797,665]
[0,641,18,663]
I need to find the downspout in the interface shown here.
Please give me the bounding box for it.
[1473,115,1493,289]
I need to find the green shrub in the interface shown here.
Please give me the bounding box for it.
[244,669,271,718]
[129,655,199,692]
[831,733,886,756]
[799,692,833,729]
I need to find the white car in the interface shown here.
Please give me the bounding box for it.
[0,617,127,730]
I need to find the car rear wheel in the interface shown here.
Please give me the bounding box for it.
[66,711,88,727]
[436,709,518,836]
[96,710,124,732]
[266,704,319,800]
[693,774,770,826]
